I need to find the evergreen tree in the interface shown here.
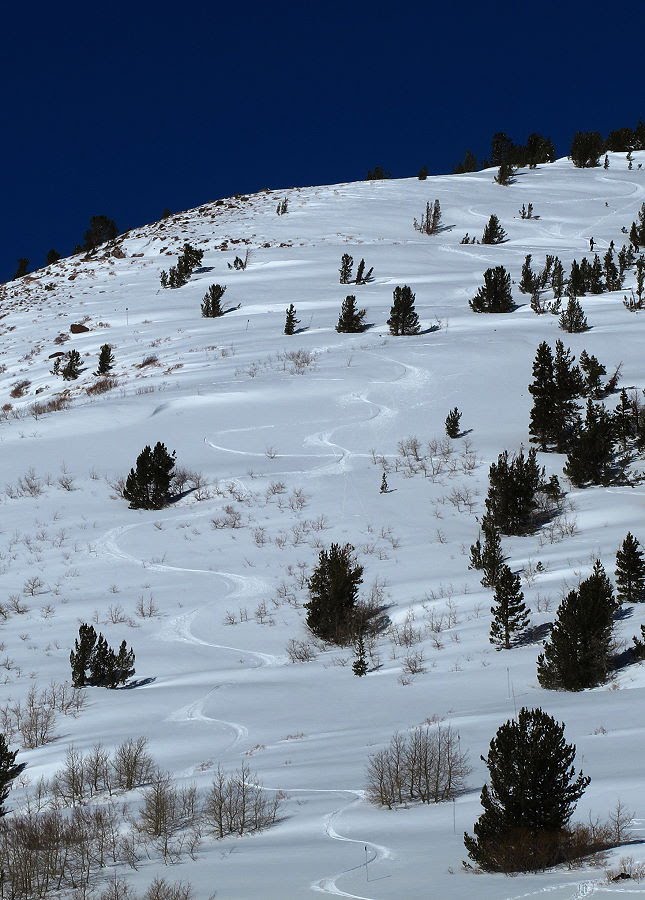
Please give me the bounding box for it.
[108,640,136,688]
[559,296,588,333]
[13,258,30,279]
[84,215,118,251]
[588,255,604,294]
[494,162,515,186]
[491,132,514,165]
[201,284,227,317]
[568,260,584,297]
[380,472,388,494]
[161,243,204,288]
[70,623,99,687]
[564,400,616,486]
[464,708,589,871]
[46,248,60,266]
[551,257,565,300]
[603,249,622,291]
[570,131,603,168]
[613,388,637,449]
[537,565,615,690]
[355,258,373,284]
[417,165,429,180]
[519,255,536,294]
[469,266,514,313]
[445,407,462,438]
[528,341,556,450]
[339,253,354,284]
[62,349,82,380]
[305,543,364,645]
[578,350,605,398]
[95,344,115,376]
[453,149,478,174]
[413,200,442,235]
[123,442,176,510]
[366,166,390,180]
[481,214,507,244]
[615,532,645,603]
[352,635,369,676]
[552,340,584,450]
[284,304,300,335]
[0,735,21,817]
[388,285,420,335]
[336,295,366,333]
[480,515,507,588]
[489,564,530,649]
[485,448,548,535]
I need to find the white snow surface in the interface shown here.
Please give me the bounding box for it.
[2,154,645,898]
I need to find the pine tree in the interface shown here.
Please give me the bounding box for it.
[489,564,530,649]
[485,448,548,535]
[95,344,115,376]
[480,515,507,588]
[13,258,30,279]
[481,214,507,245]
[578,350,606,398]
[588,255,604,294]
[552,340,584,451]
[388,286,420,335]
[615,532,645,603]
[162,243,204,288]
[469,266,514,313]
[0,734,21,817]
[453,150,478,174]
[603,249,622,291]
[284,304,300,335]
[564,400,615,486]
[613,388,637,449]
[305,543,363,645]
[464,708,589,872]
[551,257,565,299]
[445,407,462,438]
[46,248,60,265]
[519,255,536,294]
[70,623,99,687]
[201,284,227,317]
[62,349,82,380]
[417,165,429,180]
[352,635,369,676]
[123,442,176,510]
[570,131,603,168]
[528,341,556,450]
[84,215,118,251]
[355,258,374,284]
[380,472,388,494]
[109,640,136,687]
[494,162,514,186]
[537,565,615,690]
[559,296,588,333]
[568,260,584,297]
[339,253,354,285]
[336,296,366,333]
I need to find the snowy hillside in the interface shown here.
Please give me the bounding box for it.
[1,153,645,899]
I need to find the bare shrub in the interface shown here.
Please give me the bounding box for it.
[18,467,44,497]
[18,685,57,748]
[136,593,160,618]
[402,649,427,675]
[211,505,243,529]
[86,376,119,395]
[137,355,159,368]
[23,575,45,596]
[111,736,156,791]
[202,762,283,837]
[10,379,30,398]
[286,639,317,663]
[137,772,200,863]
[366,725,470,808]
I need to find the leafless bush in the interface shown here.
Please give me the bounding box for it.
[17,685,57,748]
[136,593,160,618]
[10,379,31,398]
[366,725,470,808]
[112,736,156,791]
[278,348,316,374]
[211,504,243,529]
[286,639,317,662]
[86,376,119,395]
[137,355,159,368]
[137,772,200,863]
[17,467,45,497]
[402,649,427,675]
[202,762,283,838]
[30,394,71,417]
[288,488,309,511]
[23,575,45,596]
[265,480,286,499]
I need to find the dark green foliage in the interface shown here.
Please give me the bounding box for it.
[635,257,645,305]
[413,200,442,235]
[564,400,616,486]
[284,304,300,335]
[559,296,588,333]
[366,166,390,180]
[95,344,115,376]
[84,215,118,251]
[445,407,461,438]
[13,258,29,279]
[606,127,636,151]
[589,254,604,294]
[537,563,615,690]
[380,472,388,494]
[70,623,135,688]
[494,162,515,186]
[491,132,514,166]
[276,198,288,215]
[417,165,429,180]
[453,149,478,174]
[529,342,556,450]
[123,442,176,510]
[46,248,61,266]
[578,350,606,398]
[201,284,227,317]
[528,340,584,452]
[570,131,604,168]
[0,734,21,817]
[485,447,553,535]
[613,389,638,449]
[551,257,565,299]
[489,565,530,649]
[470,266,514,313]
[355,258,374,284]
[603,249,622,291]
[339,253,354,285]
[464,708,589,872]
[305,543,364,645]
[479,515,507,589]
[481,214,507,245]
[633,625,645,659]
[568,259,584,297]
[161,243,204,289]
[520,255,537,294]
[615,532,645,603]
[352,635,368,676]
[62,349,82,380]
[336,296,366,333]
[519,203,534,219]
[522,133,556,167]
[388,285,420,335]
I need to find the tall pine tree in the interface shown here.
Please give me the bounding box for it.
[387,286,420,335]
[615,532,645,603]
[489,564,530,649]
[336,296,366,333]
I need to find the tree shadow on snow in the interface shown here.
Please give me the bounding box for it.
[120,677,156,690]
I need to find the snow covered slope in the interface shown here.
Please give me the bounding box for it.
[1,154,645,899]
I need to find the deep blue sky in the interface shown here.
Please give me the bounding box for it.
[2,1,643,282]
